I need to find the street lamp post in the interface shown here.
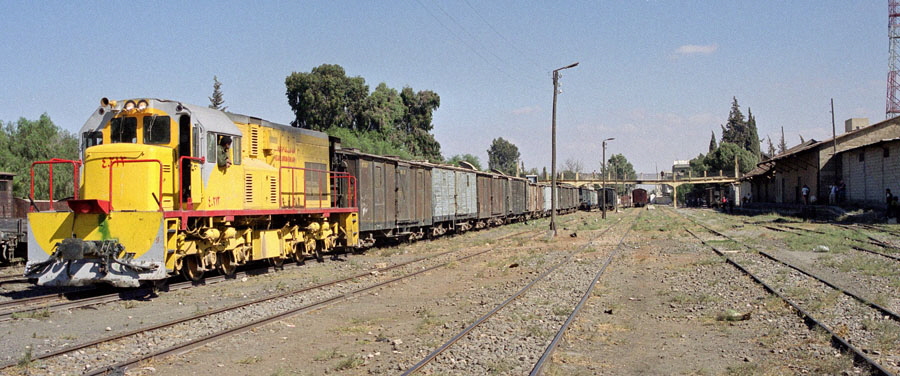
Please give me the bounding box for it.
[550,62,579,237]
[602,137,614,219]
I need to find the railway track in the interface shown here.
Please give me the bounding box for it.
[0,274,27,285]
[2,225,543,375]
[401,209,639,375]
[763,222,900,263]
[678,210,899,375]
[0,216,563,324]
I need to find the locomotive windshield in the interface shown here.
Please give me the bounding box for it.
[110,117,137,143]
[143,115,171,144]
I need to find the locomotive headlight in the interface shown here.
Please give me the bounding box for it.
[124,100,136,111]
[137,100,148,111]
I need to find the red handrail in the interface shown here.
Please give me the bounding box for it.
[277,166,357,209]
[30,158,82,206]
[108,159,164,212]
[178,156,205,210]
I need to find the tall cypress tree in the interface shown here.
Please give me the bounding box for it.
[746,108,760,159]
[708,131,717,153]
[720,97,745,145]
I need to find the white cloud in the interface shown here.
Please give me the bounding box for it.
[674,44,718,56]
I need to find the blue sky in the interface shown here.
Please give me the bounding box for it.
[0,1,886,174]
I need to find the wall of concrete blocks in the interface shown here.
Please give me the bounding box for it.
[842,140,900,206]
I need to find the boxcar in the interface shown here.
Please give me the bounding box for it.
[632,188,649,207]
[337,149,431,244]
[429,163,477,235]
[509,176,528,220]
[525,181,543,219]
[600,187,617,211]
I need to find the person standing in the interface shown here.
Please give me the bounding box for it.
[887,189,895,219]
[801,184,810,205]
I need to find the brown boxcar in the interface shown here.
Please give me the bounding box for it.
[509,177,527,217]
[336,149,432,243]
[632,188,649,207]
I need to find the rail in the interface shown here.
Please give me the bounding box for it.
[177,156,205,210]
[108,159,164,212]
[278,166,357,209]
[30,158,82,207]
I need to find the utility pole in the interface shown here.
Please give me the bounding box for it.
[831,98,837,156]
[550,62,579,236]
[602,138,614,219]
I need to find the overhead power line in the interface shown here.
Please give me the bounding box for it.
[413,0,544,90]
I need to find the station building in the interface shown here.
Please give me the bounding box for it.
[742,117,900,208]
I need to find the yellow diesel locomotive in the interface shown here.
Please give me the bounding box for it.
[26,98,359,287]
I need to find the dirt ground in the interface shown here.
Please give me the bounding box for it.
[5,206,880,375]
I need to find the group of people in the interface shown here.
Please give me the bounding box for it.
[827,180,846,205]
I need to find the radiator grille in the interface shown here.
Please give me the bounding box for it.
[269,176,278,204]
[244,174,253,203]
[250,127,259,156]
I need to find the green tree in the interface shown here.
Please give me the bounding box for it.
[285,64,369,131]
[360,83,404,132]
[746,109,760,159]
[705,142,756,175]
[606,153,636,195]
[208,75,227,111]
[487,137,520,175]
[398,87,441,161]
[766,136,775,160]
[0,115,78,199]
[285,64,443,162]
[720,97,746,146]
[446,154,482,170]
[327,127,413,160]
[606,154,636,180]
[708,131,717,153]
[688,153,709,176]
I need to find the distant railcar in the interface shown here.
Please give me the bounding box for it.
[600,187,617,211]
[632,188,649,207]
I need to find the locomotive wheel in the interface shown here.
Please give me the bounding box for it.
[180,255,204,282]
[217,252,237,278]
[270,257,285,270]
[314,240,325,263]
[292,249,306,265]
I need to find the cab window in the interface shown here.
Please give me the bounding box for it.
[207,133,218,164]
[143,115,171,144]
[83,131,102,148]
[110,117,137,143]
[232,136,241,165]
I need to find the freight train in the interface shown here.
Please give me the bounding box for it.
[24,98,582,288]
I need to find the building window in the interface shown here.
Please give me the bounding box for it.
[859,152,865,162]
[884,147,890,158]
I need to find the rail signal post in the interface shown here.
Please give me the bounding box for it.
[550,62,579,237]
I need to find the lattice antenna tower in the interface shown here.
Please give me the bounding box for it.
[887,0,900,119]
